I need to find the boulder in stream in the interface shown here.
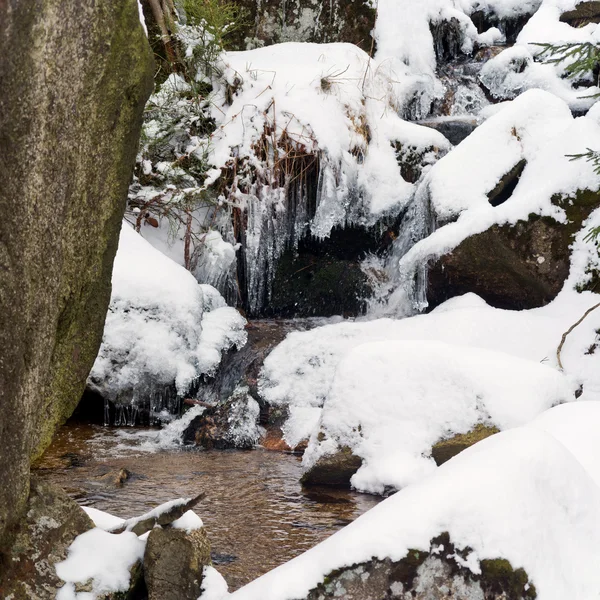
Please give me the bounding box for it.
[301,446,363,488]
[144,524,211,600]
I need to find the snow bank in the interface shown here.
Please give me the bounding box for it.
[304,340,574,494]
[229,407,600,600]
[88,224,247,404]
[200,566,230,600]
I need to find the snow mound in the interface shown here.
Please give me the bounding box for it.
[88,224,247,404]
[260,288,600,452]
[304,340,574,494]
[229,404,600,600]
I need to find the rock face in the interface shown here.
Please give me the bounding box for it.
[307,534,537,600]
[0,477,95,599]
[144,526,212,600]
[234,0,376,51]
[0,0,154,549]
[427,191,600,311]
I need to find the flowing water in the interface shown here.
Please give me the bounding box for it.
[34,423,380,591]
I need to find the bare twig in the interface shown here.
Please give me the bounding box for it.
[557,301,600,370]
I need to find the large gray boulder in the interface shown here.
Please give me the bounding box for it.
[0,0,154,550]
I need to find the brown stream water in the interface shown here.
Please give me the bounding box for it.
[34,423,380,591]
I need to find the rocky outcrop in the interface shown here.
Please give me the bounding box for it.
[0,477,95,599]
[301,446,362,487]
[431,425,499,466]
[0,0,153,550]
[427,190,600,311]
[144,526,212,600]
[307,533,536,600]
[233,0,376,51]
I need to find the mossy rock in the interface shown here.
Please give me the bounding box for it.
[307,533,536,599]
[427,189,600,311]
[0,0,154,547]
[431,424,500,466]
[301,446,362,487]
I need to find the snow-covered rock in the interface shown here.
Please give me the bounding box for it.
[88,224,247,412]
[302,340,574,494]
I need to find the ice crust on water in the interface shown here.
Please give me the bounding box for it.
[229,404,600,600]
[88,224,247,408]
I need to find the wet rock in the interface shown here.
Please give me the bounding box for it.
[487,160,527,207]
[301,447,363,487]
[267,225,394,318]
[431,425,500,466]
[232,0,376,52]
[560,1,600,27]
[419,119,478,146]
[307,534,536,599]
[182,392,261,450]
[427,190,600,310]
[0,477,94,599]
[94,467,132,489]
[431,18,468,63]
[470,10,534,44]
[0,0,153,546]
[144,526,211,600]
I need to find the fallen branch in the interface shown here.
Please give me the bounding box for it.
[557,301,600,370]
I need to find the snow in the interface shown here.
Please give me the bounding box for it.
[228,413,600,600]
[199,566,230,600]
[56,529,145,599]
[82,507,125,531]
[209,41,449,223]
[172,510,204,533]
[304,340,574,494]
[88,223,247,404]
[136,0,147,36]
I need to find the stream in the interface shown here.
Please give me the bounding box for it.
[34,423,380,591]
